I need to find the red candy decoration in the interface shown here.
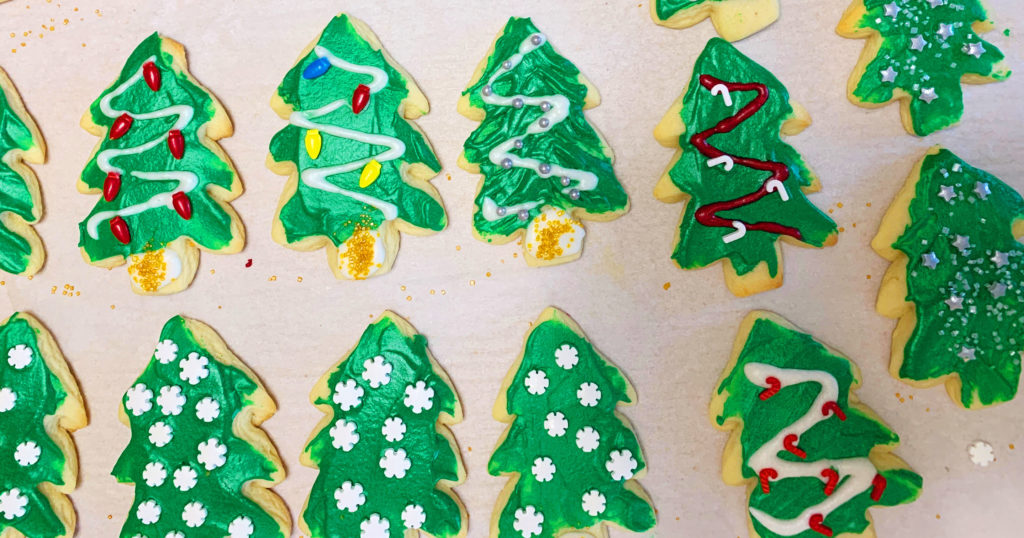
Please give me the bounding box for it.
[759,376,781,400]
[759,468,778,494]
[821,401,847,421]
[168,129,184,159]
[352,84,370,114]
[783,434,807,459]
[103,172,121,201]
[809,514,833,537]
[110,216,130,244]
[820,468,839,496]
[143,61,161,91]
[871,474,887,501]
[172,192,192,220]
[109,114,134,139]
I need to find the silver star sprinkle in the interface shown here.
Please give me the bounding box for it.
[911,35,928,51]
[989,282,1007,299]
[938,185,956,202]
[991,251,1009,268]
[937,23,954,40]
[966,42,986,58]
[952,235,971,253]
[958,347,976,362]
[884,2,900,18]
[881,66,898,83]
[922,252,940,269]
[946,295,964,310]
[974,182,991,200]
[919,87,938,104]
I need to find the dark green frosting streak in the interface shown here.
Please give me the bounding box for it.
[0,88,40,275]
[655,0,719,21]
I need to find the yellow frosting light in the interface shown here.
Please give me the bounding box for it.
[359,159,381,188]
[304,129,322,159]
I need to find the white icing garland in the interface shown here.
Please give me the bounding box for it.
[478,32,599,222]
[87,56,198,240]
[287,46,404,221]
[743,363,878,536]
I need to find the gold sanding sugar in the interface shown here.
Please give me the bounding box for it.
[535,218,578,261]
[127,250,167,292]
[340,226,376,279]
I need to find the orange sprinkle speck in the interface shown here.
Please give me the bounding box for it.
[663,282,671,290]
[401,285,407,291]
[405,295,412,301]
[1009,444,1015,450]
[866,275,872,280]
[110,305,116,310]
[828,208,834,214]
[209,269,215,275]
[440,289,447,295]
[486,272,492,277]
[268,275,277,282]
[838,227,846,233]
[936,514,941,520]
[430,289,436,295]
[866,202,872,207]
[297,276,303,282]
[455,245,461,251]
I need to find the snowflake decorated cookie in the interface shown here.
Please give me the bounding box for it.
[0,312,86,537]
[490,307,655,537]
[651,0,782,41]
[458,17,629,266]
[300,311,465,538]
[873,147,1024,408]
[654,38,837,297]
[837,0,1010,135]
[0,69,46,277]
[712,311,922,538]
[268,14,447,280]
[77,33,244,295]
[113,316,290,537]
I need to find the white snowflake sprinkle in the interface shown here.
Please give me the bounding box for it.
[335,481,366,512]
[361,355,393,388]
[154,339,178,364]
[179,352,210,385]
[524,370,549,395]
[544,412,568,437]
[576,426,600,453]
[581,490,607,516]
[380,448,412,479]
[173,465,198,491]
[12,441,39,467]
[0,489,26,520]
[182,501,207,528]
[142,462,167,487]
[195,397,220,422]
[402,504,426,529]
[360,513,390,538]
[156,385,186,416]
[7,345,32,369]
[606,449,638,481]
[0,388,14,413]
[403,381,434,414]
[136,499,161,525]
[166,532,184,538]
[513,506,544,538]
[382,417,406,442]
[197,438,227,470]
[228,516,255,538]
[554,344,579,369]
[333,379,364,411]
[330,419,359,451]
[531,456,556,482]
[577,382,602,407]
[148,421,173,447]
[968,440,995,467]
[125,384,153,416]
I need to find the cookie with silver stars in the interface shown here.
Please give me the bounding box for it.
[873,147,1024,408]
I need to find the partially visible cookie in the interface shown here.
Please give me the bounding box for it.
[0,312,86,538]
[873,147,1024,408]
[651,0,781,41]
[0,68,45,277]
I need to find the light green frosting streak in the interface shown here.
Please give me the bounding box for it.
[0,83,41,275]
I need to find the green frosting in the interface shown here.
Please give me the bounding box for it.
[0,82,41,275]
[112,316,285,538]
[0,313,78,537]
[269,14,445,248]
[887,149,1024,407]
[662,38,836,278]
[714,316,922,538]
[490,309,655,537]
[654,0,719,21]
[848,0,1010,136]
[302,314,463,538]
[79,32,240,261]
[461,17,628,240]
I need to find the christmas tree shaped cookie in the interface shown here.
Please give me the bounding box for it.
[712,311,922,538]
[77,33,244,295]
[268,14,446,280]
[490,307,655,537]
[458,17,629,266]
[838,0,1010,136]
[300,312,466,538]
[0,312,86,537]
[113,316,289,537]
[0,68,45,277]
[655,38,837,297]
[873,147,1024,408]
[651,0,781,41]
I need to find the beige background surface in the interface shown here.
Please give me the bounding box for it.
[1,0,1022,536]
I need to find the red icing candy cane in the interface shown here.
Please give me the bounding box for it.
[820,468,840,496]
[821,401,847,421]
[809,514,833,537]
[759,468,778,494]
[783,434,806,459]
[759,376,781,400]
